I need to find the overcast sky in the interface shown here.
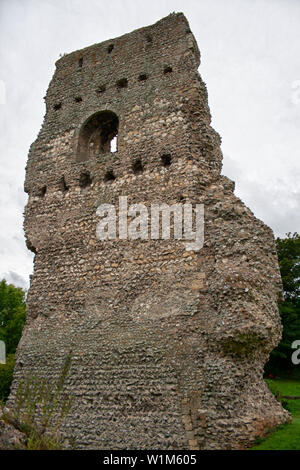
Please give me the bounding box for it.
[0,0,299,290]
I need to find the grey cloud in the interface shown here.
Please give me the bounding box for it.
[222,154,300,237]
[3,271,28,290]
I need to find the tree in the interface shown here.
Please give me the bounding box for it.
[0,280,26,355]
[0,354,15,403]
[265,233,300,375]
[0,280,26,402]
[276,232,300,301]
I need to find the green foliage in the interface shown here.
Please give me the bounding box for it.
[265,378,300,397]
[2,353,74,450]
[0,354,15,403]
[251,378,300,450]
[283,398,300,417]
[264,379,291,412]
[276,232,300,301]
[265,233,300,375]
[0,279,26,403]
[265,378,282,400]
[0,279,26,355]
[251,420,300,450]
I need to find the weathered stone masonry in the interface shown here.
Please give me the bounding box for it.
[8,13,289,449]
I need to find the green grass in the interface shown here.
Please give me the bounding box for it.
[265,378,300,397]
[251,419,300,450]
[251,378,300,450]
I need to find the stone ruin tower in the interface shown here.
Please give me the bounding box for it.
[10,13,289,449]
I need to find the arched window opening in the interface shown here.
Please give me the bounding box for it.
[111,135,118,153]
[76,111,119,162]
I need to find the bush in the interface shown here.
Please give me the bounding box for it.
[0,279,26,405]
[0,280,26,356]
[0,354,15,403]
[265,233,300,375]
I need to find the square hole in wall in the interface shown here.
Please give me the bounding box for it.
[116,78,128,89]
[164,66,173,74]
